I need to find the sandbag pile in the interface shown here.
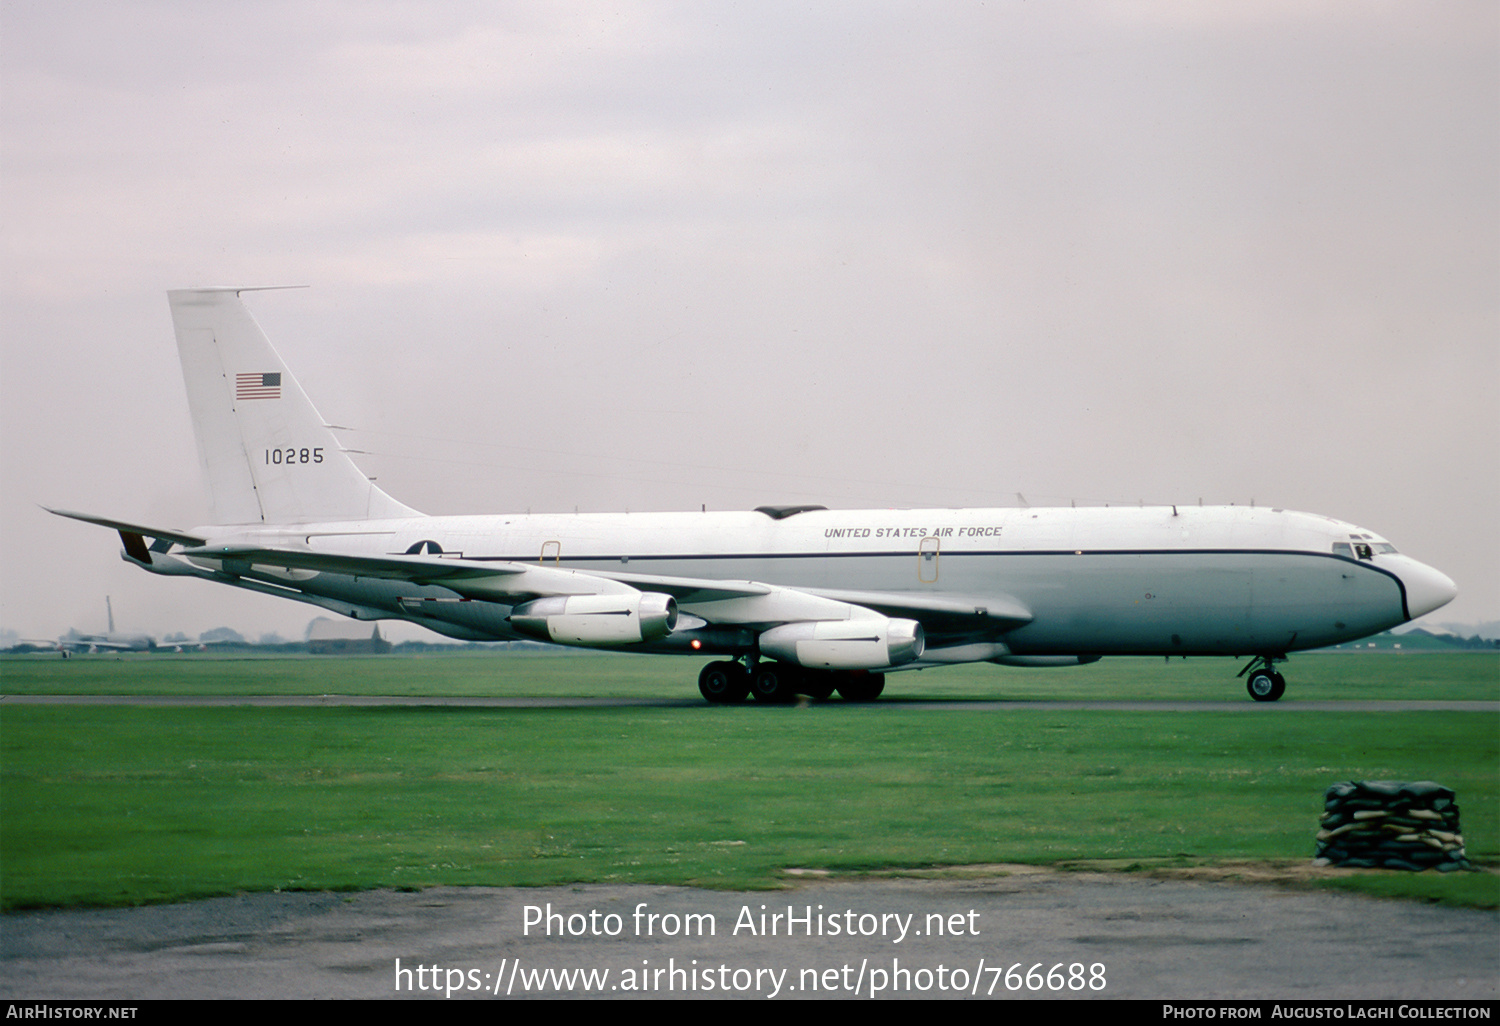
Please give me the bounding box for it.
[1314,781,1469,871]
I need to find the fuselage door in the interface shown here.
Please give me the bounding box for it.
[918,536,940,583]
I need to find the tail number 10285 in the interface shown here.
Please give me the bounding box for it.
[265,448,324,465]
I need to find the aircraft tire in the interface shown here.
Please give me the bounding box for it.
[799,670,837,700]
[836,672,885,702]
[1246,670,1286,702]
[750,663,800,704]
[698,661,749,704]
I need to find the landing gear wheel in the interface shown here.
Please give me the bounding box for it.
[836,671,886,702]
[698,661,749,704]
[799,670,837,701]
[1246,670,1286,702]
[750,663,800,704]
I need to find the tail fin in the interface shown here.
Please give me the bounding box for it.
[167,288,420,525]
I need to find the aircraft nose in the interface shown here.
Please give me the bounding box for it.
[1398,559,1458,620]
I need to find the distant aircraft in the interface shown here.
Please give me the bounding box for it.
[51,288,1457,701]
[49,597,156,656]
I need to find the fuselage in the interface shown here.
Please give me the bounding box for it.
[160,504,1455,659]
[57,633,156,654]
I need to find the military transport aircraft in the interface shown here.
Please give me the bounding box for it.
[51,288,1457,703]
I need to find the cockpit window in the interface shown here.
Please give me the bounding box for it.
[1333,541,1395,559]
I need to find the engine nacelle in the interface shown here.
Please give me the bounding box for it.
[509,591,677,646]
[757,617,924,670]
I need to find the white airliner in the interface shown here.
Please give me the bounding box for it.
[51,288,1457,703]
[42,597,156,657]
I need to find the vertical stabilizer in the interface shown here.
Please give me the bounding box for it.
[167,288,420,525]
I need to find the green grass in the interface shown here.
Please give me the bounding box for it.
[2,653,1495,910]
[2,650,1496,701]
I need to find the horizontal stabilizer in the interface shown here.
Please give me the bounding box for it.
[45,507,208,548]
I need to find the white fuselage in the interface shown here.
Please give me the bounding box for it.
[155,503,1451,661]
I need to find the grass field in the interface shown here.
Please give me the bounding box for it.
[1,652,1495,911]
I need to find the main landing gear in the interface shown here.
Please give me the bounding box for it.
[697,661,750,703]
[1239,655,1287,702]
[697,660,885,705]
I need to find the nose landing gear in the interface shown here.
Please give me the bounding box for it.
[1239,655,1288,702]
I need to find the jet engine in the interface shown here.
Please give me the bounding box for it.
[757,616,924,670]
[508,591,677,646]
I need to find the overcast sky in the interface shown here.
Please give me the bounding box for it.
[2,1,1496,643]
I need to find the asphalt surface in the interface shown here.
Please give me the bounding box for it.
[3,873,1495,1000]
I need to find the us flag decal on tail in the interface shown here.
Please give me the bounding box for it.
[236,372,281,400]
